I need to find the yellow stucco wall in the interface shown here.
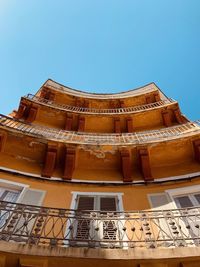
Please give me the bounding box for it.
[0,170,200,211]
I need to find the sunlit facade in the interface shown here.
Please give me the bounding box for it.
[0,79,200,266]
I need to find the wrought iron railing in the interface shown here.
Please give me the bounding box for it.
[24,94,175,115]
[0,114,200,145]
[1,201,200,249]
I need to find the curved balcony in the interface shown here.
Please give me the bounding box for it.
[0,114,200,145]
[0,200,200,249]
[24,94,175,115]
[40,79,162,99]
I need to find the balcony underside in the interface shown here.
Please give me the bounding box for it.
[0,241,200,267]
[1,119,200,183]
[37,79,161,100]
[0,114,199,146]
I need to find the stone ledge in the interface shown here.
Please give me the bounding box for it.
[1,241,200,260]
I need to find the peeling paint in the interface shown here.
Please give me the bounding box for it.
[79,145,117,158]
[15,155,36,162]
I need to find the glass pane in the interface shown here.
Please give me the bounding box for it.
[175,196,193,208]
[194,194,200,205]
[150,194,169,209]
[0,189,5,199]
[3,191,19,202]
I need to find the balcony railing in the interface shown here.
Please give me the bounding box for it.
[24,94,175,115]
[0,114,200,145]
[1,201,200,249]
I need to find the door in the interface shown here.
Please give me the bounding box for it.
[70,194,122,247]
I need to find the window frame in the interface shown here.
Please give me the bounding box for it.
[166,184,200,209]
[66,191,124,247]
[0,178,29,203]
[70,191,124,211]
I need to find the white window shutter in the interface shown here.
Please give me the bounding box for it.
[77,196,94,211]
[75,197,94,240]
[100,197,118,242]
[100,197,117,211]
[19,188,46,206]
[10,189,46,238]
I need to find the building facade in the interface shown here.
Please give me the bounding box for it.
[0,79,200,266]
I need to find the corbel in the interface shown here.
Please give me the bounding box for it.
[15,100,28,119]
[41,143,58,178]
[26,105,38,123]
[83,100,89,108]
[0,131,7,152]
[63,146,76,180]
[40,87,49,98]
[126,117,133,132]
[65,114,73,131]
[113,117,121,133]
[119,99,125,108]
[75,98,82,107]
[109,101,117,109]
[153,92,160,102]
[138,147,153,181]
[40,86,55,101]
[120,148,132,182]
[78,116,85,132]
[161,109,172,127]
[145,95,152,104]
[193,139,200,163]
[173,107,184,124]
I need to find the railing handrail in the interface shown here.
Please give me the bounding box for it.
[24,94,175,115]
[1,200,200,214]
[0,114,199,145]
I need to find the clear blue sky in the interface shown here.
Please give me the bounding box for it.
[0,0,199,120]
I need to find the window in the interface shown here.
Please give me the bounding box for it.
[148,193,172,210]
[148,187,200,247]
[69,192,124,247]
[174,193,200,208]
[0,187,20,202]
[0,179,46,242]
